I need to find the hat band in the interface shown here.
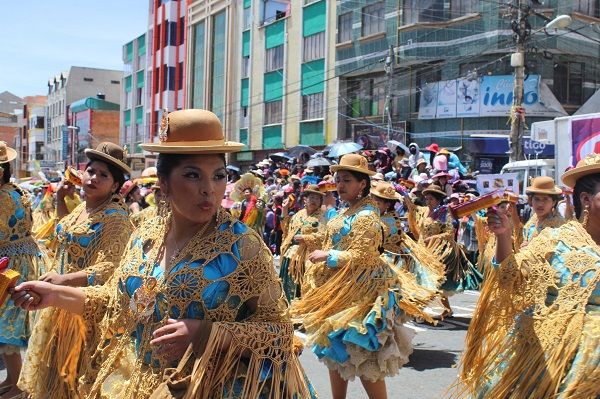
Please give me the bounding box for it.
[157,139,226,147]
[0,155,6,161]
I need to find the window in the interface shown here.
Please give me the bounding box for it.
[192,21,206,109]
[111,80,120,84]
[302,92,324,120]
[242,56,250,78]
[264,100,282,125]
[574,0,599,17]
[211,12,227,120]
[83,77,94,82]
[347,76,387,117]
[450,0,477,19]
[362,3,385,37]
[402,0,446,24]
[266,45,284,72]
[303,31,325,62]
[554,62,583,105]
[243,6,252,30]
[240,106,249,128]
[338,12,352,43]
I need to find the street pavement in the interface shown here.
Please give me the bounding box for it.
[0,280,479,399]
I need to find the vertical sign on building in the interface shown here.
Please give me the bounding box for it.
[46,117,52,143]
[62,131,69,161]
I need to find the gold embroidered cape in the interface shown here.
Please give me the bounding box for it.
[521,210,566,246]
[77,210,312,399]
[279,208,326,301]
[19,194,132,399]
[454,220,600,399]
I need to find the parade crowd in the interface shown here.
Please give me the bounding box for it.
[1,109,599,399]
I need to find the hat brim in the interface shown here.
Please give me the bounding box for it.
[85,149,132,174]
[303,189,325,196]
[525,186,562,195]
[371,191,401,200]
[139,141,245,154]
[0,147,17,163]
[561,163,600,188]
[422,187,447,197]
[330,164,376,176]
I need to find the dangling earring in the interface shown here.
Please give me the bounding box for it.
[159,195,171,220]
[356,191,363,200]
[581,205,589,229]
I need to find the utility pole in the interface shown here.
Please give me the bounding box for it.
[385,45,394,142]
[509,0,529,162]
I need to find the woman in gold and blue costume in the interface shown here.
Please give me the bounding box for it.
[371,181,445,293]
[454,153,600,399]
[0,142,46,399]
[19,142,132,399]
[12,109,315,399]
[292,154,435,399]
[279,184,326,302]
[521,176,567,247]
[405,184,482,318]
[471,192,522,281]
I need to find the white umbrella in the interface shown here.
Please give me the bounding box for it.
[305,157,331,167]
[386,140,409,153]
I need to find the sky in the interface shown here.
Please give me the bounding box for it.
[0,0,149,98]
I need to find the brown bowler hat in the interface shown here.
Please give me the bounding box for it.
[330,154,376,176]
[526,176,561,195]
[0,142,17,163]
[304,184,325,197]
[140,109,244,154]
[85,142,131,174]
[371,181,401,200]
[561,153,600,188]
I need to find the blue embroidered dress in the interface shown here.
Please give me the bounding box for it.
[292,197,432,382]
[19,194,131,399]
[77,210,315,399]
[456,220,600,398]
[0,183,45,352]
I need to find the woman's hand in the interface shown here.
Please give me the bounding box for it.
[487,207,511,236]
[282,198,290,209]
[294,234,304,243]
[9,280,59,311]
[55,180,69,201]
[308,250,329,263]
[151,318,213,362]
[39,272,69,286]
[424,237,431,244]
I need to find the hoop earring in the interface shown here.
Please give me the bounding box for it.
[581,205,589,229]
[159,196,171,220]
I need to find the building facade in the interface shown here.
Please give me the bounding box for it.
[21,96,47,176]
[46,67,122,171]
[187,0,339,166]
[335,1,600,172]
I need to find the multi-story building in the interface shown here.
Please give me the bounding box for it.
[46,67,122,171]
[187,0,338,166]
[69,94,121,170]
[0,91,22,146]
[19,96,47,176]
[122,33,150,174]
[335,1,600,172]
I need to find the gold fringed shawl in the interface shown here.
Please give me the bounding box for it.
[453,220,600,399]
[521,210,567,246]
[280,208,326,286]
[78,210,311,399]
[473,214,522,281]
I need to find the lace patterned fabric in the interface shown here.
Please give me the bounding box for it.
[76,210,313,399]
[291,197,433,381]
[522,210,566,246]
[454,220,600,399]
[19,194,132,399]
[0,182,46,350]
[279,208,326,302]
[405,199,482,294]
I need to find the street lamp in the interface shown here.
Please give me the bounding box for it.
[508,6,571,163]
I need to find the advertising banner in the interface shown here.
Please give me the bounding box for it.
[571,116,600,166]
[476,173,519,195]
[436,80,457,118]
[419,75,566,119]
[456,78,480,118]
[417,82,438,119]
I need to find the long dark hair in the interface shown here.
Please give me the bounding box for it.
[347,170,371,197]
[1,162,11,184]
[573,173,600,218]
[85,160,126,192]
